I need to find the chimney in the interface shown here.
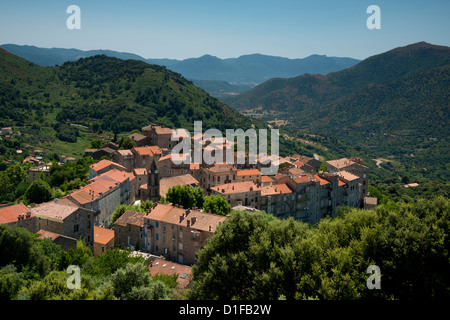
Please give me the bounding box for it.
[209,225,212,231]
[179,214,184,223]
[191,216,196,225]
[187,219,190,227]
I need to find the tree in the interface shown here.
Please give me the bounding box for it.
[108,262,172,300]
[0,265,25,300]
[0,224,50,277]
[189,197,450,300]
[23,179,53,205]
[202,195,231,216]
[89,139,102,149]
[165,185,202,209]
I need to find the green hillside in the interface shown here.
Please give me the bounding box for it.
[0,51,252,134]
[226,42,450,180]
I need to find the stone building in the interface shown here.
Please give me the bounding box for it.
[89,159,128,179]
[211,181,261,209]
[31,198,95,244]
[260,183,296,219]
[326,158,369,200]
[93,226,115,257]
[143,203,227,265]
[67,169,135,228]
[113,210,145,250]
[0,203,38,233]
[142,124,176,150]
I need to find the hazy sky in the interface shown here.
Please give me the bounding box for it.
[0,0,449,60]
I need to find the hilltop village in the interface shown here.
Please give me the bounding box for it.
[0,123,376,288]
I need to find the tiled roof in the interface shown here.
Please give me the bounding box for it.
[114,210,144,227]
[211,181,260,194]
[31,198,79,220]
[237,168,261,176]
[0,203,33,224]
[146,203,227,233]
[36,229,61,241]
[69,179,118,205]
[90,159,127,172]
[128,132,147,141]
[133,168,148,176]
[133,146,162,156]
[159,174,199,197]
[154,126,174,135]
[261,176,274,182]
[337,170,359,182]
[94,226,115,245]
[149,258,192,289]
[117,149,133,156]
[261,183,293,196]
[89,169,134,184]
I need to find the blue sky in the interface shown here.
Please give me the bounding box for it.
[0,0,448,60]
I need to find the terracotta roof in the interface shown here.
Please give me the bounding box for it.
[94,226,114,245]
[89,169,134,184]
[205,163,237,173]
[146,203,227,233]
[314,174,330,186]
[261,183,293,196]
[117,149,133,156]
[337,170,359,182]
[154,126,174,135]
[211,181,260,194]
[0,203,33,224]
[31,198,80,220]
[128,132,147,141]
[133,168,148,176]
[114,210,144,227]
[237,168,261,176]
[36,229,61,241]
[327,158,368,170]
[261,176,274,183]
[159,153,189,163]
[90,159,127,172]
[159,174,199,197]
[133,146,161,156]
[69,179,118,205]
[149,258,192,289]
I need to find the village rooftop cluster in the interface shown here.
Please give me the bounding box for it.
[0,123,377,290]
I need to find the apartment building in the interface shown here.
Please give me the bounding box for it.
[31,198,95,244]
[211,181,261,209]
[260,183,296,218]
[0,203,37,233]
[67,169,135,227]
[326,158,369,200]
[143,203,228,265]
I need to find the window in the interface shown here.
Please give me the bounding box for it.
[74,224,79,232]
[155,233,159,240]
[155,221,159,228]
[178,243,183,250]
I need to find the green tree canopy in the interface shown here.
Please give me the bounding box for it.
[23,179,53,205]
[188,197,450,300]
[165,185,203,209]
[202,194,231,216]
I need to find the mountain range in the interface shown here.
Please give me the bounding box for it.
[0,44,360,96]
[225,42,450,180]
